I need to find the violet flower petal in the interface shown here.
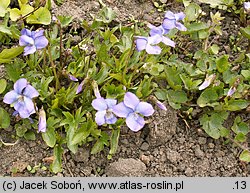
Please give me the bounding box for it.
[14,78,28,94]
[162,19,176,30]
[38,108,46,132]
[175,12,185,21]
[3,90,19,104]
[113,102,133,118]
[21,28,32,36]
[244,2,250,10]
[76,81,84,94]
[156,101,167,111]
[135,36,147,51]
[24,45,37,56]
[14,97,35,118]
[105,113,117,124]
[95,110,106,125]
[149,24,165,36]
[105,99,117,109]
[146,45,161,55]
[68,74,78,82]
[124,92,140,110]
[14,96,35,118]
[34,30,45,39]
[164,11,175,19]
[198,80,210,90]
[136,102,154,116]
[175,22,187,31]
[35,36,48,49]
[92,98,107,111]
[162,36,175,47]
[19,35,34,46]
[23,85,39,98]
[147,34,162,45]
[227,87,236,97]
[126,113,145,132]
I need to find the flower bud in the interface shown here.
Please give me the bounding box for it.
[38,107,46,133]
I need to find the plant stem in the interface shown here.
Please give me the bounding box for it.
[47,46,60,91]
[227,136,249,151]
[59,23,64,70]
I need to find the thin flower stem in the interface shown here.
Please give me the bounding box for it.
[123,36,136,87]
[17,6,41,22]
[47,46,60,91]
[227,136,249,151]
[59,23,64,70]
[43,49,47,71]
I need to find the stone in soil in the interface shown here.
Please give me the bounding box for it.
[71,147,90,163]
[147,105,177,146]
[105,158,146,177]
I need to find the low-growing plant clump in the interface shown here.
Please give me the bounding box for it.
[0,0,249,173]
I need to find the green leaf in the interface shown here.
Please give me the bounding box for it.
[226,99,249,111]
[15,124,27,137]
[8,8,21,21]
[96,7,116,23]
[26,7,51,25]
[0,107,10,129]
[154,89,167,100]
[180,74,202,90]
[42,117,57,148]
[24,131,36,140]
[109,128,120,157]
[0,0,10,17]
[197,0,224,6]
[240,27,250,39]
[200,112,228,139]
[241,70,250,81]
[216,55,229,73]
[8,5,34,21]
[0,47,24,64]
[239,150,250,162]
[220,127,230,137]
[209,44,219,55]
[167,90,188,103]
[0,25,11,35]
[197,88,219,107]
[187,22,209,32]
[0,79,7,94]
[231,117,249,135]
[91,139,104,154]
[234,133,246,142]
[57,15,73,28]
[164,66,182,90]
[185,3,201,22]
[71,123,90,145]
[51,144,63,173]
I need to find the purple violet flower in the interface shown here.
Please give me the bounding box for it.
[135,35,162,54]
[198,74,216,90]
[244,2,250,11]
[162,11,187,31]
[92,81,101,98]
[156,100,167,111]
[19,28,48,56]
[113,92,154,132]
[92,98,117,125]
[3,78,39,118]
[76,80,84,94]
[148,24,175,47]
[38,107,46,132]
[68,74,78,82]
[227,87,236,97]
